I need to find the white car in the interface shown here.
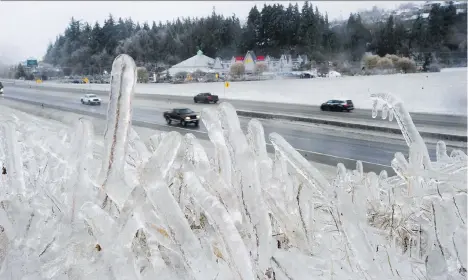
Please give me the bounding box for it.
[81,94,101,105]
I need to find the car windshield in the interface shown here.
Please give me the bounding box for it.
[88,95,97,98]
[178,109,193,114]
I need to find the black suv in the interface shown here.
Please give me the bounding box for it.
[320,99,354,112]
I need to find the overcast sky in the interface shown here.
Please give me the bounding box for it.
[0,1,409,64]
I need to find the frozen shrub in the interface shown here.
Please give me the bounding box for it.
[317,63,330,76]
[310,51,326,64]
[0,54,466,280]
[363,54,380,69]
[192,69,205,79]
[385,54,400,65]
[137,67,149,83]
[254,62,268,74]
[395,57,417,73]
[174,71,188,80]
[428,63,441,72]
[335,60,360,76]
[230,62,245,77]
[376,57,394,70]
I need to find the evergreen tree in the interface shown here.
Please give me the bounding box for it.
[42,3,467,74]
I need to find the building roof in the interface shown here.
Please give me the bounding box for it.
[168,50,215,75]
[246,51,257,62]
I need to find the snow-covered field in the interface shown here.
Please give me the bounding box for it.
[6,67,467,115]
[0,56,466,279]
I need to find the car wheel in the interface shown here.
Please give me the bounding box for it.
[81,100,84,104]
[214,100,218,104]
[194,121,199,127]
[166,117,171,125]
[87,101,91,105]
[181,120,187,127]
[194,99,197,103]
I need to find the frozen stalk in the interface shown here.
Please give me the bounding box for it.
[370,92,432,170]
[99,54,137,210]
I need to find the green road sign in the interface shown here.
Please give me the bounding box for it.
[27,59,38,67]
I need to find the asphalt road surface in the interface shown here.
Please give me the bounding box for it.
[2,87,460,175]
[6,82,467,131]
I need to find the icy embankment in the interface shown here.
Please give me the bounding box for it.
[0,54,466,280]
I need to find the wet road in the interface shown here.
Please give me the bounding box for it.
[6,82,467,131]
[2,87,452,175]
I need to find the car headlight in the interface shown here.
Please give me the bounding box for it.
[0,88,3,92]
[196,115,200,119]
[185,117,190,120]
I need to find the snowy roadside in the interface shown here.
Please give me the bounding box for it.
[4,68,467,115]
[0,99,340,180]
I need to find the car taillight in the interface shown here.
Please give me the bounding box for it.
[207,96,212,100]
[343,104,348,107]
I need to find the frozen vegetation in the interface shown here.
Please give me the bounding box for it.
[0,55,466,279]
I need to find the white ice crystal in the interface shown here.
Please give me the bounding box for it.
[0,54,466,280]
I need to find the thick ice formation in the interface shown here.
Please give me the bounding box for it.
[0,54,466,280]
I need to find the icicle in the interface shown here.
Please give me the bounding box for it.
[381,104,389,120]
[388,109,394,122]
[372,99,379,118]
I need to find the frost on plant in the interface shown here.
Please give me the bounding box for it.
[0,54,466,280]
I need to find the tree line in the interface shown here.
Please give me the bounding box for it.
[43,1,467,75]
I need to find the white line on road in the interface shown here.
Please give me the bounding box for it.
[4,96,392,169]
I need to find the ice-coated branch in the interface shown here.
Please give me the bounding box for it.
[269,132,330,199]
[99,54,137,208]
[370,92,432,170]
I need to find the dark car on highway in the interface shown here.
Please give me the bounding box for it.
[0,82,3,94]
[194,92,219,104]
[163,108,200,127]
[320,99,354,112]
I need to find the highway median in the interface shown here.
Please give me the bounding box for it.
[236,110,467,142]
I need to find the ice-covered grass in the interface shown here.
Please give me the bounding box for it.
[0,55,466,279]
[6,67,467,115]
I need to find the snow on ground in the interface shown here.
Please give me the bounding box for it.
[6,68,467,115]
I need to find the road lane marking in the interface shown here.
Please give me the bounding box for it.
[3,95,392,169]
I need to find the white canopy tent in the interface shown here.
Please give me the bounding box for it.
[168,50,215,76]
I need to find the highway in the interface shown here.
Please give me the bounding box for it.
[7,81,467,131]
[2,87,463,175]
